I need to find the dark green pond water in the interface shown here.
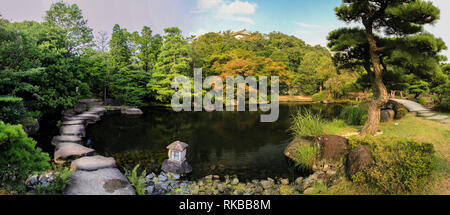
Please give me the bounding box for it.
[85,103,343,181]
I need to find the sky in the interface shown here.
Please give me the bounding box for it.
[0,0,449,59]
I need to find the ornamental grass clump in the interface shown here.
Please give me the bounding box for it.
[289,108,325,137]
[293,144,319,171]
[349,135,435,194]
[340,105,368,125]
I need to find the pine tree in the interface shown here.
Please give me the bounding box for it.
[330,0,443,135]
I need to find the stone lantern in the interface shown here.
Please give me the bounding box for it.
[161,141,192,174]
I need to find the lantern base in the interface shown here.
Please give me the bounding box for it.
[161,159,192,174]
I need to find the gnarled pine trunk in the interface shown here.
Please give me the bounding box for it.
[361,25,389,135]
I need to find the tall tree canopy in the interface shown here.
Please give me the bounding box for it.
[330,0,445,135]
[44,1,94,55]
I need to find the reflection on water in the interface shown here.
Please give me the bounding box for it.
[86,103,342,181]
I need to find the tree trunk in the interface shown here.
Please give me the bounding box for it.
[361,26,389,135]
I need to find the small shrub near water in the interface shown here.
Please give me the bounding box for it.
[289,108,325,137]
[125,164,147,195]
[340,105,368,125]
[349,135,435,194]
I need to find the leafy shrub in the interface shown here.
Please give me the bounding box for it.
[312,92,325,102]
[293,144,319,171]
[340,105,368,125]
[290,108,325,137]
[0,96,27,124]
[125,164,147,195]
[0,121,50,191]
[417,97,427,106]
[349,135,435,194]
[47,164,72,194]
[78,82,92,98]
[395,108,408,119]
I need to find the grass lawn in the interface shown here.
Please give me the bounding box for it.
[322,113,450,195]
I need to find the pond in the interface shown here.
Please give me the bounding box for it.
[85,103,343,181]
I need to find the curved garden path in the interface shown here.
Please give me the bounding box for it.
[390,99,449,124]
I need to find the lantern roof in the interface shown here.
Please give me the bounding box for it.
[167,141,188,151]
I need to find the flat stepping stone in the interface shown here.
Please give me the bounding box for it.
[62,120,85,126]
[71,155,116,171]
[78,98,101,104]
[54,142,95,163]
[65,168,135,195]
[76,113,100,121]
[417,112,436,117]
[52,135,82,146]
[441,119,450,124]
[87,107,107,115]
[121,107,143,115]
[60,125,86,137]
[426,115,449,121]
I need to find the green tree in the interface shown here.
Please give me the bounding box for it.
[109,24,132,71]
[44,1,94,55]
[148,27,191,103]
[331,0,443,135]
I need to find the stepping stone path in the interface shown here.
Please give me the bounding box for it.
[52,98,143,195]
[390,99,449,124]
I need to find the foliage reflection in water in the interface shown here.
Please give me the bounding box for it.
[86,103,343,181]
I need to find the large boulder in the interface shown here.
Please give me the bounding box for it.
[384,99,406,112]
[65,168,135,195]
[54,142,95,163]
[284,137,314,161]
[380,109,395,122]
[346,145,374,179]
[161,159,192,174]
[317,135,351,161]
[71,155,116,171]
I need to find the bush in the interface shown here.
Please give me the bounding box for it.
[0,96,27,124]
[312,92,325,102]
[349,135,435,194]
[417,97,427,106]
[340,105,368,125]
[293,144,319,171]
[0,121,50,192]
[290,108,325,137]
[395,108,408,119]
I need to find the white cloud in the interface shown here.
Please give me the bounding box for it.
[294,22,322,28]
[196,0,224,11]
[234,17,254,25]
[218,0,257,15]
